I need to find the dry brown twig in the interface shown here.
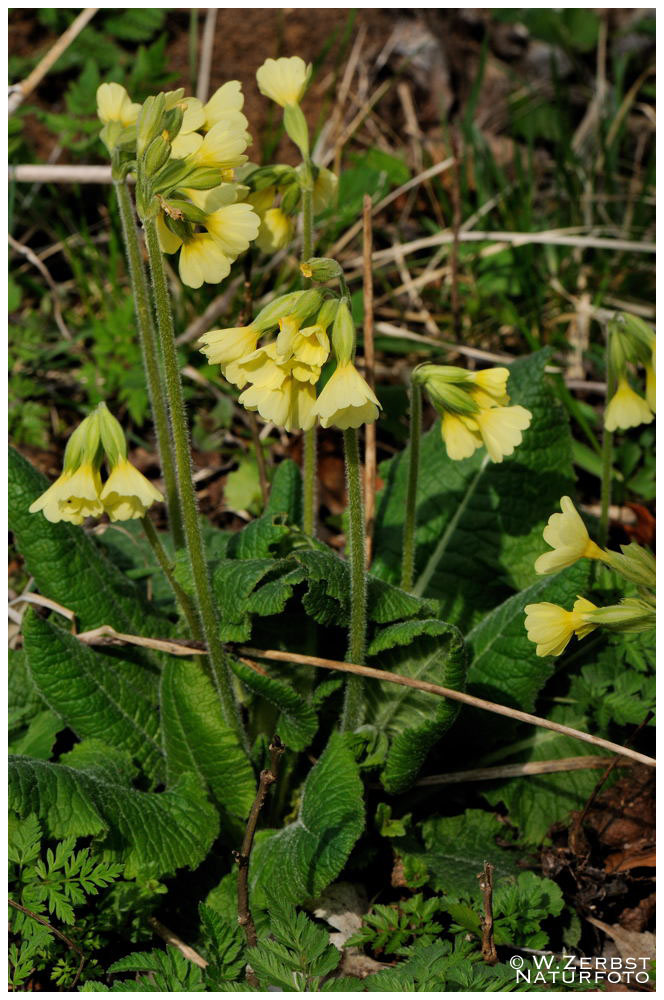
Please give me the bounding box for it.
[195,8,217,103]
[8,7,99,114]
[477,862,498,965]
[416,756,630,786]
[8,233,73,340]
[235,736,285,985]
[148,917,208,969]
[238,646,656,769]
[9,897,86,988]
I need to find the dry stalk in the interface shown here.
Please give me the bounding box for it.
[477,863,498,964]
[235,735,285,974]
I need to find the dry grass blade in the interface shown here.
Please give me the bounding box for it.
[195,8,218,102]
[76,625,204,656]
[9,7,99,114]
[237,645,656,768]
[8,233,73,339]
[416,756,629,786]
[9,165,115,184]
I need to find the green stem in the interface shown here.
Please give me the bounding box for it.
[340,427,367,732]
[302,428,317,535]
[401,380,422,591]
[300,176,317,535]
[114,181,185,550]
[140,516,201,639]
[413,454,489,598]
[143,216,243,740]
[598,357,616,550]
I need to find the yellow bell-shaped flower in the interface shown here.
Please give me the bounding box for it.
[534,496,605,575]
[178,234,231,288]
[440,412,483,461]
[256,56,311,108]
[313,361,380,430]
[100,458,164,522]
[198,325,260,379]
[96,82,140,126]
[524,596,598,657]
[29,463,104,525]
[604,377,654,431]
[473,403,532,463]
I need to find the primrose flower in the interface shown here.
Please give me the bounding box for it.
[96,82,140,126]
[535,496,604,575]
[256,207,294,253]
[524,596,598,657]
[313,361,380,430]
[178,118,250,171]
[100,458,164,521]
[604,377,654,431]
[440,413,482,461]
[203,80,244,131]
[473,402,532,463]
[198,325,261,384]
[256,56,311,108]
[29,463,104,525]
[467,367,510,405]
[203,201,260,258]
[236,344,317,431]
[178,234,232,288]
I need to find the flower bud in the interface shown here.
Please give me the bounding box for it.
[253,291,308,332]
[162,105,184,141]
[301,257,343,282]
[163,88,186,110]
[280,182,302,215]
[163,198,208,224]
[143,135,171,176]
[620,312,655,354]
[583,597,655,633]
[603,542,656,589]
[63,411,101,472]
[136,93,166,157]
[291,288,322,323]
[283,104,309,157]
[332,298,355,365]
[181,167,228,190]
[316,297,339,330]
[96,402,128,467]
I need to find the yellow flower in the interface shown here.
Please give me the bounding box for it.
[178,234,231,288]
[256,56,311,107]
[313,361,380,430]
[96,82,140,126]
[645,343,656,413]
[203,80,245,131]
[467,367,510,405]
[255,207,294,253]
[175,119,250,170]
[440,412,483,461]
[204,201,260,257]
[524,596,598,657]
[534,496,604,575]
[473,404,532,463]
[604,377,654,431]
[240,372,316,432]
[100,459,163,522]
[289,324,330,379]
[198,325,260,381]
[29,463,104,525]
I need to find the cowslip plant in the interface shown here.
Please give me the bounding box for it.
[10,50,655,993]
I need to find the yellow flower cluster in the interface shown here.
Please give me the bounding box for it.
[96,80,259,289]
[414,365,532,463]
[29,404,162,525]
[525,495,656,656]
[199,295,380,432]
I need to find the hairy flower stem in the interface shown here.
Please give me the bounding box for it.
[140,516,201,638]
[114,181,184,549]
[340,427,367,732]
[300,174,317,535]
[401,379,422,591]
[143,216,243,740]
[598,357,617,550]
[413,454,490,598]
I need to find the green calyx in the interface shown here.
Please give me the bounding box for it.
[97,402,128,468]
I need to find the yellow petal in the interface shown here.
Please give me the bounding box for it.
[198,326,259,368]
[100,459,163,521]
[178,236,231,288]
[96,82,140,126]
[314,362,380,429]
[156,212,183,254]
[440,412,482,461]
[605,377,654,431]
[204,81,244,130]
[256,56,311,108]
[475,405,532,462]
[206,203,260,258]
